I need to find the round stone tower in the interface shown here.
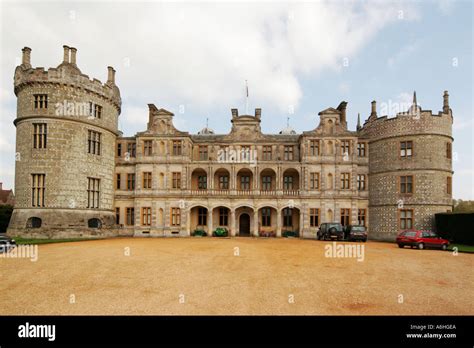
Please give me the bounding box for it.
[361,92,453,241]
[8,45,121,238]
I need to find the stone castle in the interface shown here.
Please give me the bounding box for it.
[7,46,454,241]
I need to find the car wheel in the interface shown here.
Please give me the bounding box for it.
[398,244,404,248]
[441,244,448,251]
[417,243,424,250]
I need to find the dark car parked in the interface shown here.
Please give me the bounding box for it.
[0,235,16,253]
[344,225,368,242]
[317,223,344,241]
[396,230,449,250]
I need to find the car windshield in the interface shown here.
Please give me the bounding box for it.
[328,224,343,230]
[404,231,417,237]
[351,226,366,232]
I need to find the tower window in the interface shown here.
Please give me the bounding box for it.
[87,130,101,155]
[33,94,48,109]
[447,177,452,195]
[400,175,413,194]
[89,102,102,119]
[399,209,413,230]
[87,177,100,209]
[446,142,452,159]
[33,123,47,149]
[31,174,45,207]
[400,141,413,158]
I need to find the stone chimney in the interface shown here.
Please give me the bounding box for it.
[443,90,450,114]
[255,108,261,119]
[21,47,32,67]
[107,66,116,84]
[70,47,77,65]
[63,45,70,63]
[231,108,238,118]
[337,101,347,125]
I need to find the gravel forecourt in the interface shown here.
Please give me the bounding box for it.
[0,238,472,315]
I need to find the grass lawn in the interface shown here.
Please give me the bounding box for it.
[12,237,102,245]
[448,244,474,253]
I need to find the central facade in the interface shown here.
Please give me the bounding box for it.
[7,45,454,241]
[115,103,369,238]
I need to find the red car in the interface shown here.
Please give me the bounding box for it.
[396,230,449,250]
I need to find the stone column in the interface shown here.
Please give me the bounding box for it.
[276,209,282,237]
[253,210,259,237]
[230,209,236,236]
[208,209,213,236]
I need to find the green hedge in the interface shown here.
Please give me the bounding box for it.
[0,205,13,233]
[435,213,474,245]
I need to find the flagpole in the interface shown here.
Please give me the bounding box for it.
[245,80,249,115]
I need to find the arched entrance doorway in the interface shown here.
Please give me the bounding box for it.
[239,213,250,236]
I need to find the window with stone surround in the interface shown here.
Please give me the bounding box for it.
[117,143,122,157]
[198,207,207,226]
[400,141,413,158]
[399,209,413,230]
[141,207,151,226]
[126,207,135,226]
[171,207,181,226]
[116,173,121,190]
[357,174,366,191]
[127,142,136,157]
[33,123,47,149]
[358,209,366,226]
[446,142,452,159]
[198,175,207,190]
[89,102,102,119]
[283,175,294,190]
[310,172,320,189]
[309,140,320,156]
[127,173,135,190]
[447,176,452,194]
[87,130,101,155]
[31,174,45,207]
[341,140,350,155]
[262,175,272,191]
[261,208,271,227]
[357,142,366,157]
[219,175,229,190]
[284,145,294,161]
[283,208,293,227]
[340,208,350,226]
[199,145,208,160]
[219,208,229,226]
[310,208,320,227]
[142,172,152,189]
[87,177,100,209]
[143,140,153,156]
[172,140,182,156]
[33,94,48,109]
[400,175,413,194]
[115,207,120,224]
[341,173,350,189]
[263,145,272,160]
[172,172,181,189]
[240,175,250,190]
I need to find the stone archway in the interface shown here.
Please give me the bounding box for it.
[239,213,251,236]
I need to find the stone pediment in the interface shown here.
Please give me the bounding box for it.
[146,104,188,135]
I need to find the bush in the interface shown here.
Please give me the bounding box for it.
[192,229,207,237]
[0,205,13,233]
[282,231,298,238]
[213,227,228,237]
[435,213,474,245]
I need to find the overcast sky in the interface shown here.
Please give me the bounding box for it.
[0,0,472,199]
